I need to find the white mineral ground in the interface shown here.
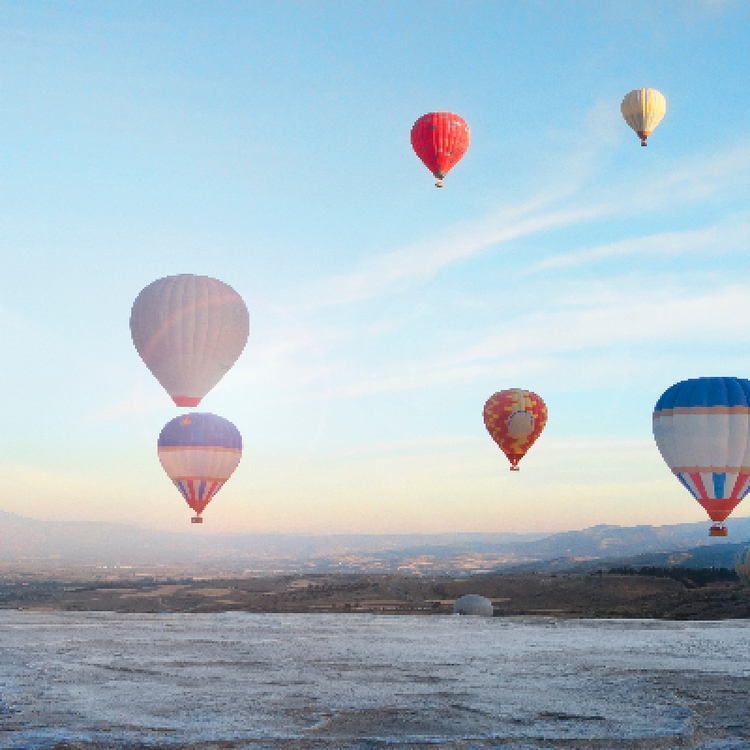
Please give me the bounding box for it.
[1,612,749,749]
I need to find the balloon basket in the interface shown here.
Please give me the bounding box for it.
[709,524,728,537]
[191,516,203,524]
[435,180,444,188]
[510,466,520,472]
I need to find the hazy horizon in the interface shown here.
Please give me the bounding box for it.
[3,507,749,581]
[5,505,750,540]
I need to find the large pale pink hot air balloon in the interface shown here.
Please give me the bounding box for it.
[130,275,249,407]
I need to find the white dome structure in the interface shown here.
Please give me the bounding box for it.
[453,594,493,617]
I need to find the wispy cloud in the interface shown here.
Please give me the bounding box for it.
[525,218,750,274]
[292,134,750,313]
[85,394,166,424]
[629,142,750,210]
[336,434,481,457]
[94,125,750,421]
[258,279,750,403]
[440,282,750,375]
[298,199,610,311]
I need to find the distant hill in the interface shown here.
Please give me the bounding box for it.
[613,542,748,570]
[1,509,749,575]
[499,519,750,563]
[0,510,544,571]
[503,541,750,574]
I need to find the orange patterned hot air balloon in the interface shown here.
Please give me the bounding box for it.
[411,112,470,188]
[483,389,547,471]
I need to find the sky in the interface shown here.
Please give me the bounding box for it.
[1,0,750,535]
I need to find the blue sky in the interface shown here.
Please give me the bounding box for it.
[1,1,750,534]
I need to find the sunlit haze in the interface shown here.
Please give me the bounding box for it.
[1,1,749,534]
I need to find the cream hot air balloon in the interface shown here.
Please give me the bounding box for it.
[130,275,249,407]
[621,88,666,146]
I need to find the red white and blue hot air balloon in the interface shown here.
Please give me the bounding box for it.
[131,275,249,407]
[158,413,242,524]
[653,377,750,537]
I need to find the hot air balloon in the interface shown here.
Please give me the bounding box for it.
[621,88,666,146]
[735,548,750,586]
[484,389,547,471]
[411,112,470,187]
[158,413,242,523]
[130,275,249,407]
[653,377,750,537]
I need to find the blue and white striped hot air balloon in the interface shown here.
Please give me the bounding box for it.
[653,377,750,537]
[158,413,242,524]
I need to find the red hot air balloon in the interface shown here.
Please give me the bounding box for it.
[484,389,548,471]
[411,112,470,187]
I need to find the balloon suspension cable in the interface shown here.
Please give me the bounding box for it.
[191,516,203,524]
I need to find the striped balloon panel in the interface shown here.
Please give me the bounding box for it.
[172,478,225,515]
[735,547,750,586]
[410,112,470,177]
[675,471,750,522]
[653,412,750,469]
[483,389,548,467]
[130,275,249,407]
[158,447,242,483]
[620,88,666,135]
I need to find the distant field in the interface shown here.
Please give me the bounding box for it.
[2,570,749,620]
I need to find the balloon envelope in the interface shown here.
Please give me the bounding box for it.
[131,274,249,407]
[158,413,242,521]
[454,594,493,617]
[735,547,750,586]
[621,88,666,145]
[484,389,548,470]
[411,112,470,186]
[653,377,750,535]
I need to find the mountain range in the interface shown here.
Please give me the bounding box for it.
[2,510,749,576]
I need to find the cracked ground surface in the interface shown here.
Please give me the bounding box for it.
[1,612,749,749]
